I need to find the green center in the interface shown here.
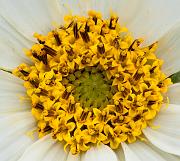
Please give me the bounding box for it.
[67,67,117,109]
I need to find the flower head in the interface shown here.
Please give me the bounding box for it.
[1,0,180,161]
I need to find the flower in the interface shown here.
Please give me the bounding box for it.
[1,0,180,161]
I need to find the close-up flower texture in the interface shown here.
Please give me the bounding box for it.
[1,0,180,161]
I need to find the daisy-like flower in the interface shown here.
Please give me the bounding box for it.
[1,0,180,161]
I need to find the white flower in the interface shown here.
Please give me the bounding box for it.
[0,0,180,161]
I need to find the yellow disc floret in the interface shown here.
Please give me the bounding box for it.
[13,11,172,154]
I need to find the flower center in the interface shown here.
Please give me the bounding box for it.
[13,10,172,155]
[70,67,116,109]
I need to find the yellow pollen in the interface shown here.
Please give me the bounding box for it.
[13,10,172,155]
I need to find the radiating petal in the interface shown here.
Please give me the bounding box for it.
[58,0,142,21]
[0,111,36,161]
[58,0,180,46]
[41,143,67,161]
[156,23,180,76]
[148,142,180,161]
[167,83,180,105]
[143,104,180,156]
[81,144,118,161]
[115,146,125,161]
[0,71,30,113]
[66,152,80,161]
[19,135,68,161]
[0,0,61,41]
[126,0,180,45]
[0,16,33,69]
[121,141,180,161]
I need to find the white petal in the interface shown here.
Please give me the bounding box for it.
[143,104,180,156]
[0,111,36,161]
[115,146,125,161]
[121,141,180,161]
[41,143,67,161]
[19,135,68,161]
[58,0,142,21]
[0,16,33,69]
[58,0,180,46]
[0,0,61,41]
[167,83,180,105]
[81,144,118,161]
[156,23,180,76]
[66,152,80,161]
[148,142,180,161]
[126,0,180,45]
[0,71,31,113]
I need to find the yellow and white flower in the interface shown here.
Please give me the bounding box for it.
[1,0,180,161]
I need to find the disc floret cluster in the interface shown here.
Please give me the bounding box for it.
[13,11,171,154]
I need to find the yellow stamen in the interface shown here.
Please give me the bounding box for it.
[13,10,172,154]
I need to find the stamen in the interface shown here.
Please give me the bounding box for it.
[19,69,29,76]
[66,46,74,56]
[47,110,55,117]
[85,22,90,32]
[109,17,118,29]
[150,66,156,73]
[133,71,144,81]
[13,10,172,155]
[93,17,97,25]
[134,114,141,121]
[119,52,127,61]
[128,39,142,51]
[37,39,45,44]
[62,90,71,99]
[97,43,105,54]
[68,103,76,113]
[30,80,39,88]
[32,52,48,65]
[112,37,120,49]
[80,31,90,43]
[100,24,106,36]
[80,111,89,122]
[116,104,123,113]
[148,101,156,106]
[73,23,79,39]
[35,103,44,110]
[40,89,48,96]
[53,32,61,46]
[67,21,74,29]
[122,88,130,97]
[44,125,52,132]
[43,45,57,56]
